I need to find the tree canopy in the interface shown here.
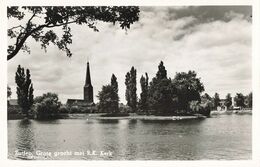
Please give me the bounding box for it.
[125,66,137,112]
[213,93,220,109]
[172,70,204,111]
[139,73,149,112]
[15,65,34,118]
[234,93,245,108]
[97,74,119,113]
[34,92,61,119]
[225,93,232,109]
[7,6,140,60]
[148,61,177,115]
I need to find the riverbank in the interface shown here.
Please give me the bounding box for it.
[8,109,252,120]
[211,109,252,115]
[36,113,207,120]
[7,113,207,120]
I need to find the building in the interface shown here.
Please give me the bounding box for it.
[66,62,96,112]
[7,99,22,119]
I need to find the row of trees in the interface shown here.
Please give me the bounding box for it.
[202,92,253,111]
[11,63,253,119]
[98,61,206,116]
[97,61,253,116]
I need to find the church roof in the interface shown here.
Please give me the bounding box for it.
[67,99,94,106]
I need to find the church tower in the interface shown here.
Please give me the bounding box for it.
[84,62,93,103]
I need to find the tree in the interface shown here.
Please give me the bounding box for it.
[7,85,12,99]
[111,74,118,93]
[148,61,177,115]
[213,93,220,109]
[234,93,245,108]
[244,92,252,108]
[97,74,119,113]
[247,92,252,108]
[156,61,167,79]
[138,73,149,113]
[7,6,140,60]
[15,65,34,118]
[172,70,204,111]
[189,100,202,114]
[200,93,214,111]
[201,93,211,103]
[225,93,232,110]
[125,66,137,112]
[110,74,119,113]
[34,92,61,119]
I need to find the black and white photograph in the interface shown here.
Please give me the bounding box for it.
[5,5,254,162]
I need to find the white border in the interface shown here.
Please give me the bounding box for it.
[1,0,259,167]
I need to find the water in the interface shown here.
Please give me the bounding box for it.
[8,114,252,160]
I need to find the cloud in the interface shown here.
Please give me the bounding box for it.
[8,6,252,103]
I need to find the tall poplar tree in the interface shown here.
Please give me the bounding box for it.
[15,65,34,118]
[139,73,149,113]
[111,74,119,113]
[125,66,137,112]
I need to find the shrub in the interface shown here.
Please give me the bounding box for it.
[34,92,61,119]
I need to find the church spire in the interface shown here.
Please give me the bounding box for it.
[84,61,93,103]
[85,62,92,86]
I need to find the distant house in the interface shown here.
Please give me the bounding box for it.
[7,99,21,115]
[8,99,18,106]
[67,99,94,107]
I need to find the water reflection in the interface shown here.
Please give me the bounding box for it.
[15,120,36,159]
[97,119,119,124]
[8,115,252,160]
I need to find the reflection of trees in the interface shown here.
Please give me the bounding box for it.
[97,119,119,124]
[15,120,36,159]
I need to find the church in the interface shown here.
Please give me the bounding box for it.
[66,62,96,112]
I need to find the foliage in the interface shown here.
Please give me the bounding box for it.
[138,73,149,113]
[148,61,177,115]
[59,105,70,113]
[189,100,212,117]
[156,61,167,79]
[111,74,118,94]
[189,100,202,114]
[234,93,245,108]
[7,85,12,98]
[70,106,82,113]
[246,92,252,108]
[34,92,61,119]
[213,93,220,109]
[7,6,140,60]
[97,74,119,113]
[110,74,119,112]
[172,70,204,111]
[201,93,211,102]
[125,66,137,112]
[225,93,232,110]
[15,65,34,118]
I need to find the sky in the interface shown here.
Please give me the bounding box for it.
[7,6,252,104]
